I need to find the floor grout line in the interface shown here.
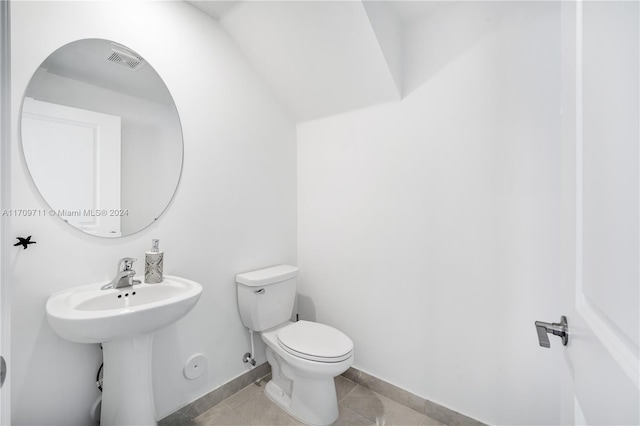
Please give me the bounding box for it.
[222,400,234,411]
[338,382,358,403]
[346,384,362,401]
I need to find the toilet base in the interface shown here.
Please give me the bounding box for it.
[260,323,353,426]
[265,377,339,426]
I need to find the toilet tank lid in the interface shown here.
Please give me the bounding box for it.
[236,264,298,287]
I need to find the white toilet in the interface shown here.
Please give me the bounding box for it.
[236,265,354,426]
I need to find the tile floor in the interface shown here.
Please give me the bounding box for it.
[192,376,445,426]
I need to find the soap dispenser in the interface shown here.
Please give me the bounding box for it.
[145,239,163,283]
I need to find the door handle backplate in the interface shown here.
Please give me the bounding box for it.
[0,355,6,388]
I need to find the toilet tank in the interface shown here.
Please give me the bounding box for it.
[236,265,298,332]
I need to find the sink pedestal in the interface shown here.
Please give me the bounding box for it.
[45,276,203,425]
[101,334,157,425]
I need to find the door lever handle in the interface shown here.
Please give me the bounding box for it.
[535,316,568,348]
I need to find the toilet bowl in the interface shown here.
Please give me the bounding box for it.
[261,321,353,425]
[236,265,354,426]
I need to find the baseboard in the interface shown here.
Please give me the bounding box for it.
[159,362,270,425]
[160,363,484,426]
[342,367,485,426]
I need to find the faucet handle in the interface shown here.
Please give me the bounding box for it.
[117,257,137,271]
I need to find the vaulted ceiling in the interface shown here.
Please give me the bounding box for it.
[185,1,452,122]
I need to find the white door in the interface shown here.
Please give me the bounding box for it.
[557,1,639,424]
[0,0,9,422]
[21,98,122,237]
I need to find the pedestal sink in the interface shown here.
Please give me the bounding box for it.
[46,275,202,426]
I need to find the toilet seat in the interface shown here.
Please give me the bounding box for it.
[277,320,353,363]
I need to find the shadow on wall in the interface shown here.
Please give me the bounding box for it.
[403,2,521,97]
[297,294,316,322]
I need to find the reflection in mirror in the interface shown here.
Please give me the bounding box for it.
[21,39,183,237]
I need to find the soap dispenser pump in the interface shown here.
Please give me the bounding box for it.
[145,239,163,283]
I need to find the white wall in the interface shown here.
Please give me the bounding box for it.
[10,1,295,424]
[297,3,562,425]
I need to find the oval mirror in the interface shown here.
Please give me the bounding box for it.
[20,39,183,238]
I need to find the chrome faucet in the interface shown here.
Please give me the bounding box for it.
[101,257,141,290]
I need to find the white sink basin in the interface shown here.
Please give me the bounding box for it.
[46,275,202,344]
[46,275,202,425]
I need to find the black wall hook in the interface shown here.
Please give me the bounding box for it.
[14,236,36,250]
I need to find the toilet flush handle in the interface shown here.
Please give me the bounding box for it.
[254,288,265,294]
